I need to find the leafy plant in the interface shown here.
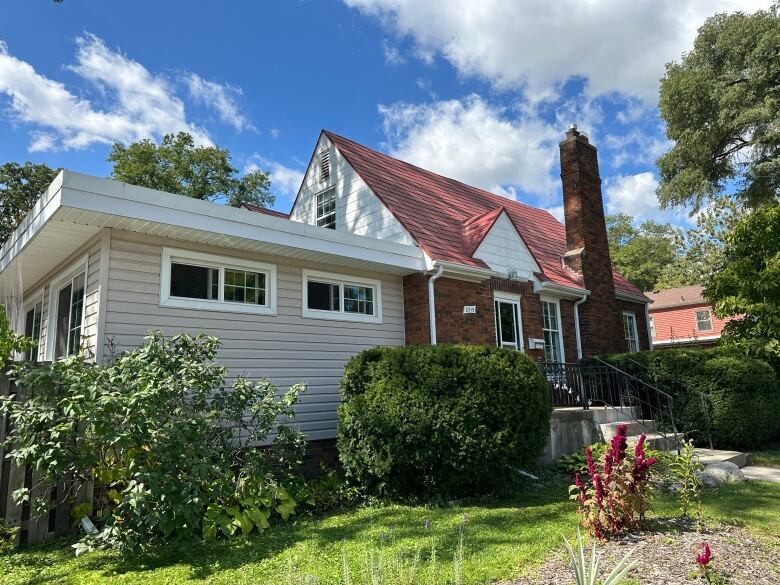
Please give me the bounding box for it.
[0,331,305,557]
[669,439,704,519]
[0,520,19,554]
[571,425,657,539]
[558,444,607,477]
[563,527,635,585]
[338,344,551,499]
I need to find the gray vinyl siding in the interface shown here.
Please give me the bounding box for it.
[25,235,102,361]
[102,230,406,440]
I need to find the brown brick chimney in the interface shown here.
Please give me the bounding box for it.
[559,126,623,357]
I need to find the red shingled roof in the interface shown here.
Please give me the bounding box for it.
[321,131,645,299]
[242,203,290,219]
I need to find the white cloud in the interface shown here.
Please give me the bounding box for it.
[269,128,280,139]
[382,40,406,65]
[0,35,220,151]
[246,157,304,199]
[344,0,770,102]
[379,94,560,200]
[185,73,254,132]
[545,205,565,223]
[604,130,672,168]
[604,172,661,219]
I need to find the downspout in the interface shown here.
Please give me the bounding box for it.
[573,294,588,361]
[427,264,444,345]
[644,303,654,351]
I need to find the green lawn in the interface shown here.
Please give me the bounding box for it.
[1,481,778,585]
[748,445,780,469]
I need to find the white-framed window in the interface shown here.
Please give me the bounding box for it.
[45,256,88,361]
[315,187,336,229]
[541,298,565,363]
[160,248,277,315]
[623,311,640,353]
[695,309,713,331]
[302,269,382,323]
[494,292,524,351]
[23,296,43,362]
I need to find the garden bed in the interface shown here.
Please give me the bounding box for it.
[509,519,780,585]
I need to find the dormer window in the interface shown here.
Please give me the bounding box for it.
[319,148,331,181]
[316,187,336,229]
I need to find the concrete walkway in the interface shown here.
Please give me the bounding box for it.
[741,466,780,483]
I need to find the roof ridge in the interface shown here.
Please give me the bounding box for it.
[323,129,557,222]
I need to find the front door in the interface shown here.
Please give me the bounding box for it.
[494,297,523,351]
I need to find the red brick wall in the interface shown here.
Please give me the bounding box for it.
[403,273,430,344]
[559,299,579,361]
[434,277,496,344]
[559,128,625,357]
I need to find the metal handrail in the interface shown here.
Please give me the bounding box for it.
[621,357,715,450]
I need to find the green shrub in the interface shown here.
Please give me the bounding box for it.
[337,344,551,499]
[599,348,780,450]
[0,331,305,557]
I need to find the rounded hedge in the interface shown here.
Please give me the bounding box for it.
[601,348,780,450]
[337,344,551,499]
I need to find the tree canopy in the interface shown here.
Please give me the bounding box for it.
[108,132,274,208]
[606,213,684,292]
[657,4,780,211]
[0,162,59,246]
[704,204,780,362]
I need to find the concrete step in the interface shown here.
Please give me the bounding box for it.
[600,419,656,441]
[628,432,681,452]
[693,448,747,468]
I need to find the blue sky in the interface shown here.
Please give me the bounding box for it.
[0,0,769,224]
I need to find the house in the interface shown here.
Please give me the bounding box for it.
[646,285,730,348]
[0,126,650,461]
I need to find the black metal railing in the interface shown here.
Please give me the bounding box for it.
[620,357,714,450]
[538,359,680,450]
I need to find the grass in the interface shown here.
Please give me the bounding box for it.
[1,480,778,584]
[748,444,780,469]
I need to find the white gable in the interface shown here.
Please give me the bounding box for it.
[289,135,416,247]
[473,212,539,277]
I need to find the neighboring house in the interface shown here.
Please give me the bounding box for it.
[0,126,649,458]
[646,285,731,348]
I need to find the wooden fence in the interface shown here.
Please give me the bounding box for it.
[0,375,90,546]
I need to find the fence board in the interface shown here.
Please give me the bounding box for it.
[27,470,50,544]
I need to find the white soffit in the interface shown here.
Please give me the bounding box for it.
[0,171,427,290]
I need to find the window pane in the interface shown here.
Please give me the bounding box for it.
[170,263,219,300]
[344,285,374,314]
[223,269,266,306]
[696,310,712,331]
[498,302,516,344]
[308,281,339,311]
[55,283,72,359]
[316,189,336,229]
[24,304,42,361]
[68,273,86,356]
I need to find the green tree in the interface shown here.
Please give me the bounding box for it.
[657,4,780,210]
[704,204,780,362]
[108,132,273,208]
[655,198,741,288]
[606,213,684,291]
[0,162,58,246]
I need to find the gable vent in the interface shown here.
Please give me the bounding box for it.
[319,149,331,181]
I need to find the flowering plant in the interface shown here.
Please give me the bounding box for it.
[570,424,657,538]
[695,543,712,582]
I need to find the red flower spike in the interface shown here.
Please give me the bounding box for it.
[696,543,711,566]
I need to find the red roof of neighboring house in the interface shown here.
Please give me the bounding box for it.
[321,131,646,299]
[646,285,706,310]
[242,203,290,219]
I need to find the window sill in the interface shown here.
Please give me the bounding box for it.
[161,297,277,316]
[302,308,382,324]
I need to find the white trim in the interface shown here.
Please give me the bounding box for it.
[428,264,444,344]
[653,334,722,346]
[302,269,383,324]
[622,310,640,353]
[540,296,566,363]
[160,247,277,315]
[44,254,89,361]
[573,294,588,360]
[95,229,112,363]
[435,260,499,283]
[21,291,44,361]
[644,304,654,352]
[314,186,336,229]
[534,280,590,300]
[493,291,525,352]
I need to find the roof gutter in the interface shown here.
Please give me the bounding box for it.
[428,264,445,345]
[573,293,588,361]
